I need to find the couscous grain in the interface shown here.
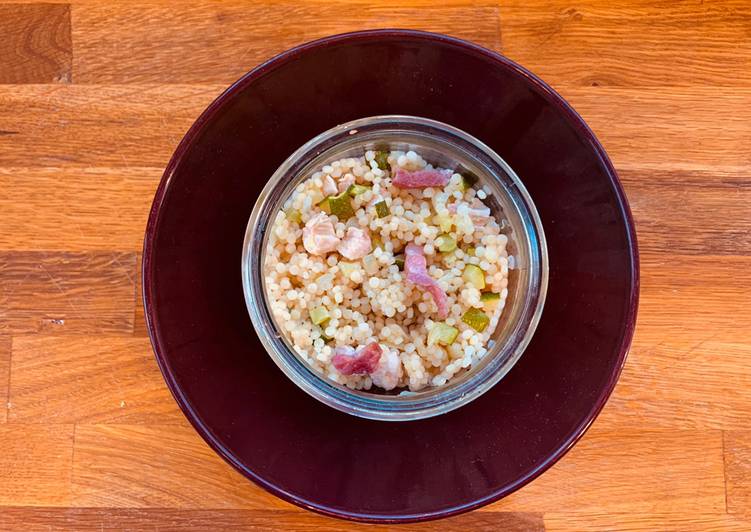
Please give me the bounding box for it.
[264,148,512,391]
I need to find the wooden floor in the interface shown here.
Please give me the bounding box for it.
[1,1,750,530]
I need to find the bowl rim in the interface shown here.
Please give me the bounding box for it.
[143,28,640,523]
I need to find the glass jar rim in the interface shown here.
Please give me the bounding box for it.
[242,115,548,421]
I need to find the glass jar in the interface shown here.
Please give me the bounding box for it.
[242,115,547,421]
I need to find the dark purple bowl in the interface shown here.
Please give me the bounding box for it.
[143,30,638,522]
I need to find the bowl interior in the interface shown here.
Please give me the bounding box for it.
[243,116,548,419]
[144,30,637,522]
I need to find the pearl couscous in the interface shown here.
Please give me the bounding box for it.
[263,149,512,392]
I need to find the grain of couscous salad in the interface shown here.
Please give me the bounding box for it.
[263,148,513,392]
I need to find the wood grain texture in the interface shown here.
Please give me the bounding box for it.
[0,1,749,529]
[0,337,9,423]
[0,3,71,83]
[0,167,159,251]
[602,336,751,431]
[635,254,751,339]
[591,253,751,430]
[8,336,181,424]
[0,85,221,167]
[565,253,751,431]
[1,85,749,171]
[725,431,751,519]
[621,169,751,256]
[0,507,543,531]
[544,512,751,532]
[70,1,500,83]
[559,86,751,172]
[71,424,292,509]
[0,424,74,506]
[498,0,751,87]
[485,426,726,514]
[0,252,136,334]
[5,167,748,257]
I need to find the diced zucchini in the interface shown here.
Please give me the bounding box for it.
[327,190,354,220]
[371,233,384,251]
[460,172,479,191]
[462,308,490,332]
[347,184,371,196]
[434,214,453,233]
[309,306,330,326]
[463,264,486,290]
[480,292,501,311]
[317,197,331,214]
[319,327,334,342]
[465,246,476,256]
[374,150,390,171]
[284,208,302,224]
[394,254,405,271]
[435,234,457,253]
[374,200,390,218]
[339,262,358,278]
[428,323,459,346]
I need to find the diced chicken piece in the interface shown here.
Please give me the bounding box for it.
[448,200,492,225]
[392,167,452,189]
[404,243,449,319]
[332,342,382,375]
[322,175,338,196]
[337,175,356,194]
[370,349,402,390]
[337,227,372,260]
[302,212,340,255]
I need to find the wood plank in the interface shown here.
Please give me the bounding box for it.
[71,1,500,83]
[498,0,751,87]
[725,431,751,519]
[0,4,71,84]
[0,85,221,167]
[0,337,9,423]
[482,426,725,513]
[0,424,74,506]
[0,85,747,171]
[0,167,159,252]
[544,511,751,531]
[71,424,291,509]
[621,169,751,256]
[637,254,751,339]
[559,86,751,173]
[2,167,747,256]
[594,254,751,430]
[8,336,180,424]
[601,338,751,431]
[0,252,136,334]
[0,507,543,531]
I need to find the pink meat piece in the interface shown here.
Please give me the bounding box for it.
[337,227,372,260]
[302,212,340,255]
[392,167,452,189]
[322,175,338,196]
[404,243,449,319]
[332,342,382,375]
[337,175,356,194]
